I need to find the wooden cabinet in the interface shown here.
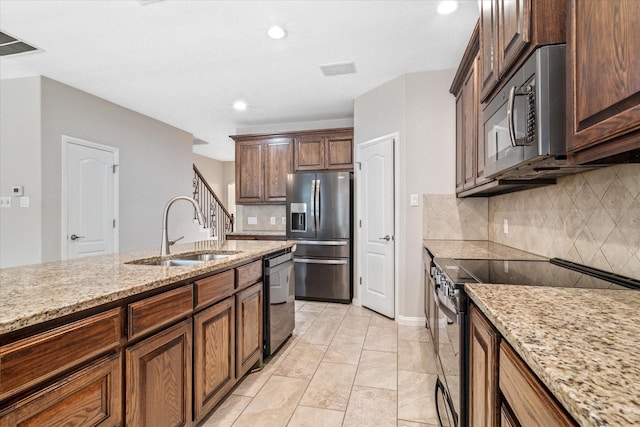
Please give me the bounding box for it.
[234,137,293,204]
[294,131,353,171]
[500,341,576,426]
[234,137,293,205]
[126,319,193,427]
[479,0,565,102]
[235,140,265,204]
[468,304,577,427]
[0,308,121,402]
[193,297,235,423]
[468,305,499,427]
[235,282,263,378]
[566,0,640,164]
[127,285,193,341]
[452,24,488,195]
[0,353,122,427]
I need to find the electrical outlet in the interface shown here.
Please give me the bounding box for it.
[20,197,29,208]
[281,217,286,225]
[410,194,419,207]
[270,216,276,225]
[503,218,509,234]
[0,197,11,208]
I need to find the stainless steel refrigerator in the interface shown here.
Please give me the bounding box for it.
[286,171,352,303]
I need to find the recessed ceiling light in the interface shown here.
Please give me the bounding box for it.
[437,1,459,15]
[233,100,247,111]
[267,26,287,40]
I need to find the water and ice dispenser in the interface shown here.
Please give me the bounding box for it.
[290,203,307,232]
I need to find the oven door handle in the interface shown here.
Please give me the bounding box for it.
[435,377,459,427]
[434,287,460,324]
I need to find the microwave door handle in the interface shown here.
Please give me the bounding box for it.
[507,85,518,147]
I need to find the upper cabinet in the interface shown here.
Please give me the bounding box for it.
[479,0,565,102]
[232,128,353,205]
[566,0,640,164]
[234,137,293,205]
[294,130,353,171]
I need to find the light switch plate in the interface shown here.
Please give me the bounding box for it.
[270,216,276,225]
[410,194,419,207]
[247,216,257,225]
[0,197,11,208]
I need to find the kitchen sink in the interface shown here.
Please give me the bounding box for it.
[127,251,240,266]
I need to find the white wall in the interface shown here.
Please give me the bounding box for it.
[354,69,456,321]
[0,77,42,267]
[1,76,200,267]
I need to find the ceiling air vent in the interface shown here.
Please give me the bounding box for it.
[0,31,40,57]
[319,62,357,77]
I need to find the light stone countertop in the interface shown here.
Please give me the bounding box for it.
[0,239,294,335]
[466,284,640,427]
[423,239,547,260]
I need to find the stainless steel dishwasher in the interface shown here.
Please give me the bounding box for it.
[263,248,295,357]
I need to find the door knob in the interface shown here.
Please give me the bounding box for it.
[70,234,85,240]
[378,235,391,241]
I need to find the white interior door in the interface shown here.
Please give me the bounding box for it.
[358,136,395,318]
[63,137,119,259]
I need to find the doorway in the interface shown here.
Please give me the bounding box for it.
[61,136,119,259]
[356,134,396,318]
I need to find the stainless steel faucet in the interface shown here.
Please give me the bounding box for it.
[160,196,205,256]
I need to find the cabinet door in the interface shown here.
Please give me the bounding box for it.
[325,133,353,170]
[480,0,499,100]
[455,93,465,193]
[193,297,235,423]
[474,54,490,186]
[264,138,293,202]
[497,0,530,76]
[462,59,477,189]
[236,282,263,378]
[0,353,122,427]
[235,141,264,204]
[567,0,640,163]
[126,319,193,427]
[294,135,325,171]
[468,305,500,427]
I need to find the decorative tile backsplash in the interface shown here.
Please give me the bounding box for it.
[489,164,640,279]
[423,195,488,240]
[237,205,287,231]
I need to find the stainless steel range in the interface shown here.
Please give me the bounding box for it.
[427,257,640,427]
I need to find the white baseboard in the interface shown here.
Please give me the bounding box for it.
[396,314,427,326]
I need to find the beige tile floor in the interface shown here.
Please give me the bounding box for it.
[201,301,440,427]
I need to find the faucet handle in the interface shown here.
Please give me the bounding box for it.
[168,236,184,246]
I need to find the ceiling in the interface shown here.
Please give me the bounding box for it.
[0,0,479,161]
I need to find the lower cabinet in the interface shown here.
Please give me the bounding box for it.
[469,305,577,427]
[0,352,122,427]
[126,319,193,427]
[235,282,263,378]
[469,305,499,427]
[193,297,235,423]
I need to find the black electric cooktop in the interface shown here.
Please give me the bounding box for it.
[436,258,640,291]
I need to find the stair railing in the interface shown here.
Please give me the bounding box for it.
[192,165,234,241]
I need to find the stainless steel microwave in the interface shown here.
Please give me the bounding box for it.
[483,45,568,179]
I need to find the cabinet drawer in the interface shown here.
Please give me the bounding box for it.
[195,270,234,309]
[0,308,121,402]
[128,285,193,340]
[0,352,122,427]
[235,260,262,290]
[499,342,576,427]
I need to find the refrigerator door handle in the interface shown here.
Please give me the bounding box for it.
[294,240,347,246]
[315,178,321,230]
[294,258,348,265]
[310,179,316,232]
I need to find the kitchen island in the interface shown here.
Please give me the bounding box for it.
[0,239,294,426]
[467,283,640,426]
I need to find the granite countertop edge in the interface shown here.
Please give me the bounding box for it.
[466,283,640,427]
[423,239,547,260]
[0,240,295,335]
